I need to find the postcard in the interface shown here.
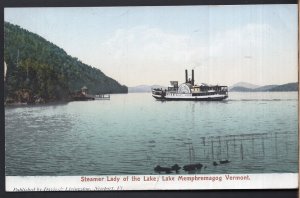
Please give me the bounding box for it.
[4,4,298,191]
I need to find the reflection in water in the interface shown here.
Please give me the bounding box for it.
[5,92,298,175]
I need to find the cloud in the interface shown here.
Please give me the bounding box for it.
[101,25,207,66]
[95,25,209,85]
[209,23,272,59]
[204,23,297,85]
[95,23,296,86]
[100,23,275,70]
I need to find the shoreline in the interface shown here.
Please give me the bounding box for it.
[4,92,129,108]
[4,100,70,108]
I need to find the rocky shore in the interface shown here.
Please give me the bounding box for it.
[4,89,70,106]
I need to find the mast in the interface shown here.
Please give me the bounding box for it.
[189,146,191,164]
[188,144,195,164]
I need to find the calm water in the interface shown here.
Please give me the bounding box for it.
[5,92,298,175]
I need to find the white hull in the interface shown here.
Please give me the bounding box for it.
[152,93,228,101]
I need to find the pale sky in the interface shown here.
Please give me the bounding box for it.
[4,5,298,87]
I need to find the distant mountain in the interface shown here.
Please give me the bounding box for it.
[128,85,152,93]
[229,82,298,92]
[128,85,166,93]
[230,82,259,89]
[229,86,254,92]
[130,82,298,93]
[268,83,298,92]
[253,85,278,92]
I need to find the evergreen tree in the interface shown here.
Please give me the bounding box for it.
[4,22,128,103]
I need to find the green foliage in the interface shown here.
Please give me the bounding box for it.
[4,22,127,103]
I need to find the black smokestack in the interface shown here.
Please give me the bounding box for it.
[185,69,188,83]
[192,69,194,85]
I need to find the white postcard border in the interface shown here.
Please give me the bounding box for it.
[6,173,298,191]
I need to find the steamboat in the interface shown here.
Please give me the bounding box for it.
[152,69,228,101]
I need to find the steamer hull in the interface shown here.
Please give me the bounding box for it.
[163,95,228,101]
[151,93,228,101]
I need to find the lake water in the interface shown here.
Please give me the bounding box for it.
[5,92,298,175]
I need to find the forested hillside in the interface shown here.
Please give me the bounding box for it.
[4,22,127,104]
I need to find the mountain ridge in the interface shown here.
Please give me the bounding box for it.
[130,82,298,93]
[229,82,259,89]
[4,22,127,104]
[128,85,167,93]
[230,82,297,92]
